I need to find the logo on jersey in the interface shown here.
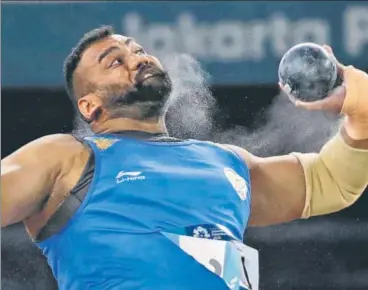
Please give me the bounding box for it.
[193,226,211,239]
[90,137,118,150]
[223,167,248,201]
[116,171,146,183]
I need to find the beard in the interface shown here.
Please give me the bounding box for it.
[102,65,172,120]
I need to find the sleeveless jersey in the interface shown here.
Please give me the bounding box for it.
[37,134,253,290]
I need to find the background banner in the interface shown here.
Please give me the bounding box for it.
[3,1,368,87]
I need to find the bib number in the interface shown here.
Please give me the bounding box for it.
[163,229,259,290]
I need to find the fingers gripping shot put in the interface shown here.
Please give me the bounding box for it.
[2,26,368,290]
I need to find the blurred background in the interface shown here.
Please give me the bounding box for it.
[2,1,368,289]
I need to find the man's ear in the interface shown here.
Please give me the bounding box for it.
[77,93,103,123]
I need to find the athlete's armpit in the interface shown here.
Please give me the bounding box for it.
[1,134,85,227]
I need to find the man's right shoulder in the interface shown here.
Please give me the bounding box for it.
[20,134,88,163]
[28,133,83,148]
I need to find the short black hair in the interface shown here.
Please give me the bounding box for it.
[63,25,115,106]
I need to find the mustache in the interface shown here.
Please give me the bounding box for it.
[135,64,168,85]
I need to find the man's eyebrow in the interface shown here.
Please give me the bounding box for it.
[98,46,120,63]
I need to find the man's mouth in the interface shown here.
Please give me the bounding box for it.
[141,72,166,82]
[142,73,155,81]
[136,65,166,84]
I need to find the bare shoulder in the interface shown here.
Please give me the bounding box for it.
[3,133,90,182]
[8,134,87,163]
[1,134,90,227]
[22,133,84,153]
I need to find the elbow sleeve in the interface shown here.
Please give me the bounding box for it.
[292,134,368,218]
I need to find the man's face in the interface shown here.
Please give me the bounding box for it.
[76,34,172,121]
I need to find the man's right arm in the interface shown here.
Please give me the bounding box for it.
[1,134,84,227]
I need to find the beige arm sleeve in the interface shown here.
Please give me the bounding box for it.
[292,134,368,218]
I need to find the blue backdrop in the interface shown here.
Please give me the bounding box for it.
[2,1,368,87]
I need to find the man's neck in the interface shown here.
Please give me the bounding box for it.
[92,117,167,135]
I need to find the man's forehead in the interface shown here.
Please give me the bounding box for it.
[81,34,136,64]
[99,34,137,48]
[111,34,131,42]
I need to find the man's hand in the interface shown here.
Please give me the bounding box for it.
[279,45,346,114]
[280,45,368,142]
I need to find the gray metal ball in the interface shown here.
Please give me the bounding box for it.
[278,43,339,102]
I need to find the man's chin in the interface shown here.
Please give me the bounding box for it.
[135,72,172,102]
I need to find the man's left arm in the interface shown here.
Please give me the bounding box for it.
[228,48,368,227]
[229,130,368,226]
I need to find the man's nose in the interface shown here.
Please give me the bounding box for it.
[129,55,150,72]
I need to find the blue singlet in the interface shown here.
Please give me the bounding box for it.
[37,134,252,290]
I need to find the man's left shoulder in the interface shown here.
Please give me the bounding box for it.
[212,143,257,169]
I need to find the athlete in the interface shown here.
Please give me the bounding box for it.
[2,26,368,290]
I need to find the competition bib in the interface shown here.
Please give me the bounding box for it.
[162,224,259,290]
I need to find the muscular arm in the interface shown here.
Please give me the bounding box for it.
[1,134,85,227]
[228,129,368,226]
[226,55,368,227]
[228,145,306,226]
[228,64,368,226]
